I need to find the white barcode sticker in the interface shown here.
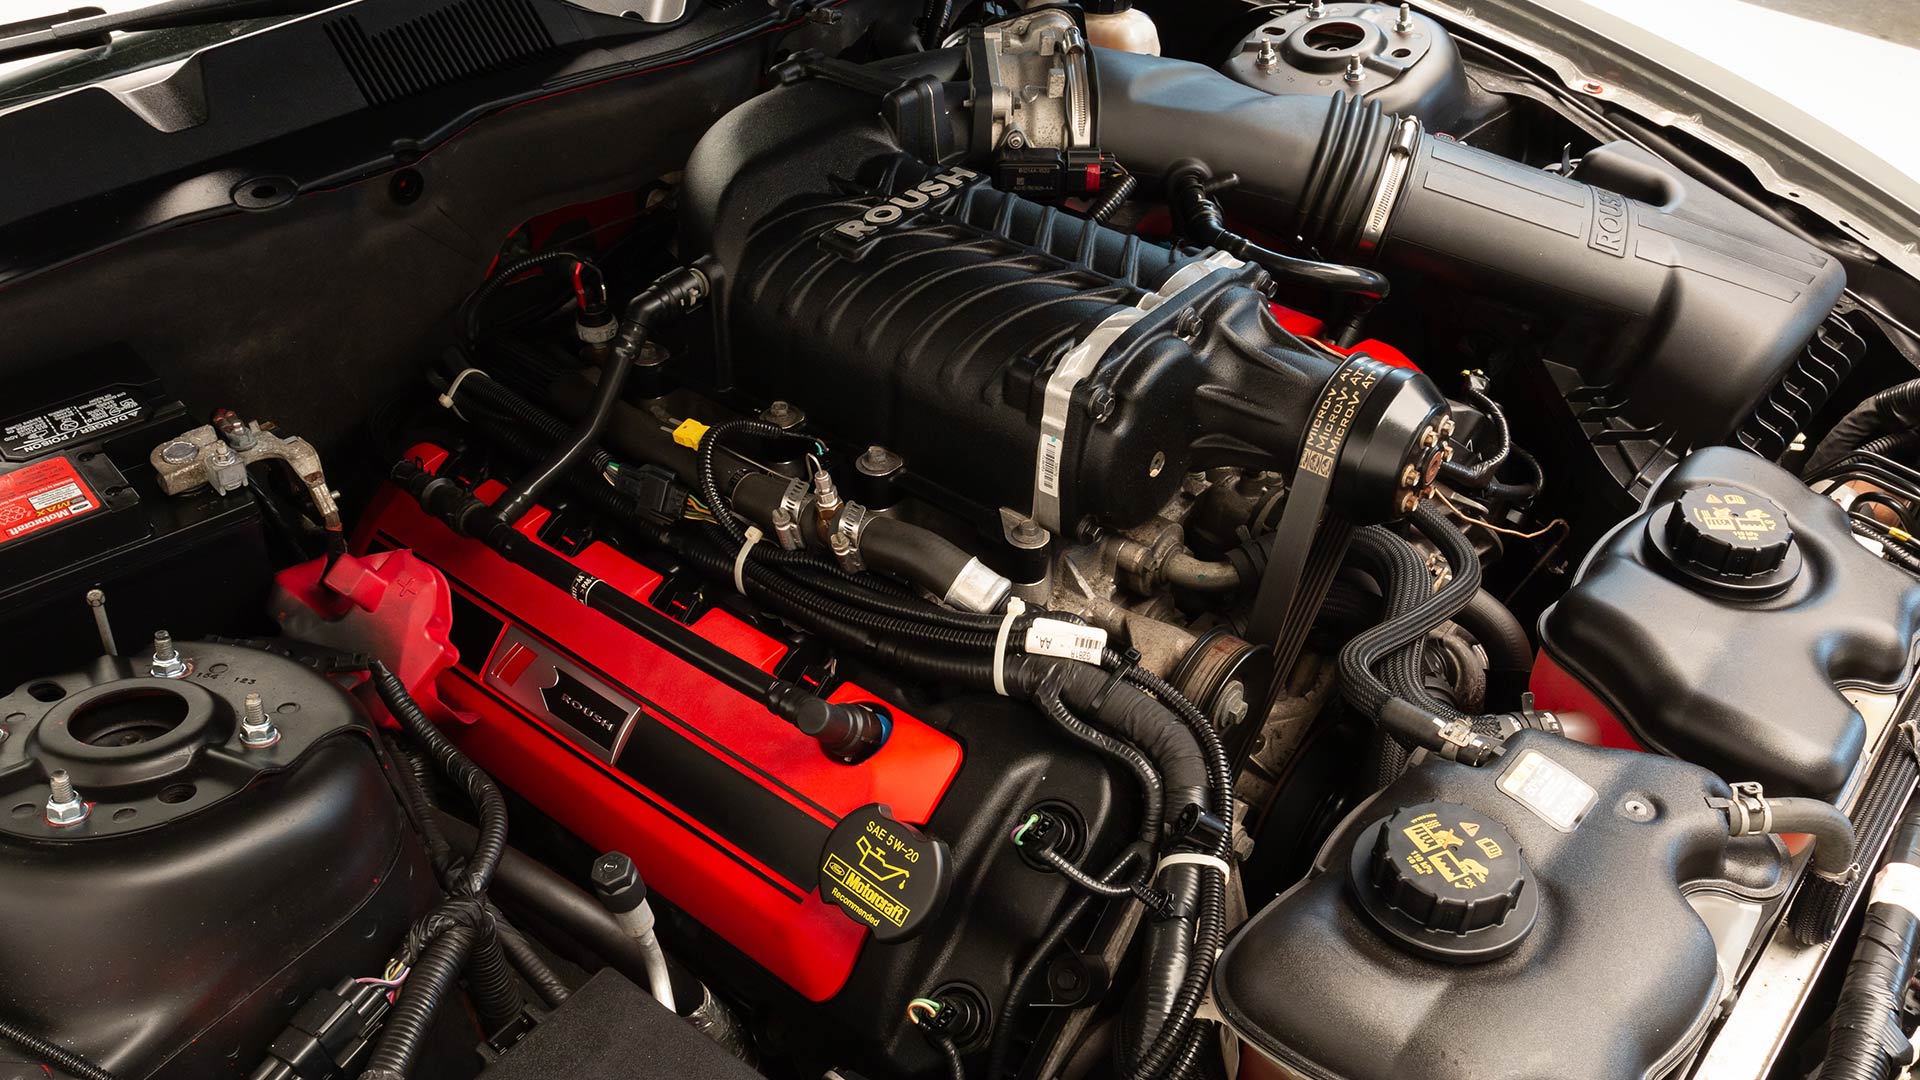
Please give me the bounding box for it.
[1024,618,1107,664]
[1036,433,1063,497]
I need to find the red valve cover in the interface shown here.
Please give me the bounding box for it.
[354,448,963,1001]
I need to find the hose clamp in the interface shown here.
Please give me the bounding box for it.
[1716,781,1773,837]
[1356,117,1421,256]
[775,478,811,550]
[831,504,871,572]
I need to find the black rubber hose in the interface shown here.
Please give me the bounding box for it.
[1165,159,1388,341]
[1479,444,1544,505]
[1795,747,1920,946]
[1757,797,1858,881]
[1806,378,1920,476]
[494,910,571,1007]
[437,811,658,991]
[0,1020,122,1080]
[857,517,993,607]
[361,924,479,1080]
[728,473,1005,613]
[372,663,508,899]
[1454,588,1533,675]
[699,419,805,545]
[1813,799,1920,1080]
[493,265,705,525]
[461,250,592,344]
[1121,862,1199,1077]
[464,922,526,1036]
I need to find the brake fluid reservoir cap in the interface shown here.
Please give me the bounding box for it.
[1350,801,1536,963]
[1664,485,1795,580]
[818,804,951,942]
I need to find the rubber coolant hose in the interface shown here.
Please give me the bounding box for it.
[1454,588,1533,675]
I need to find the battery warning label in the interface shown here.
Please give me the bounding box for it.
[0,457,98,544]
[2,390,145,457]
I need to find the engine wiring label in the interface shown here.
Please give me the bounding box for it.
[0,457,98,544]
[1498,748,1598,832]
[1025,618,1107,664]
[2,390,144,457]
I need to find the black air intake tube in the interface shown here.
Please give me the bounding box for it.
[1089,49,1845,447]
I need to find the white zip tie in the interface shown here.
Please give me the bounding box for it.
[992,597,1027,697]
[733,526,764,597]
[1154,852,1233,882]
[437,367,492,420]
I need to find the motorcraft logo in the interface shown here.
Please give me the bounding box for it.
[820,167,982,257]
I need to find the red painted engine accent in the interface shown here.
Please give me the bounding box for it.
[351,451,964,1001]
[272,549,462,726]
[1267,302,1420,371]
[1527,650,1642,751]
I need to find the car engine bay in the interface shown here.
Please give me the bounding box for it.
[2,1,1920,1078]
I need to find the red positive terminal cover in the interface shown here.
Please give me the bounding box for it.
[353,448,964,1001]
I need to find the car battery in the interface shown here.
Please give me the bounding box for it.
[0,347,271,687]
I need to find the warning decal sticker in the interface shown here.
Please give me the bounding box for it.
[0,457,99,544]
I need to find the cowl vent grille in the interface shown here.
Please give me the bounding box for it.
[326,0,555,107]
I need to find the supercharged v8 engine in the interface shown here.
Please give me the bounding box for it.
[3,2,1920,1080]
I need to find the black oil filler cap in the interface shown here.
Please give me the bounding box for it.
[819,804,951,942]
[1663,485,1795,581]
[1350,801,1537,962]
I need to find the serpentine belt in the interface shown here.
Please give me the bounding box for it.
[1247,353,1398,696]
